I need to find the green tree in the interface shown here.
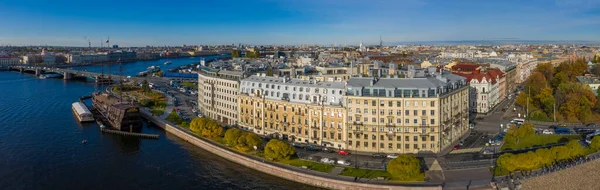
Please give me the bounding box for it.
[235,132,263,152]
[526,72,548,95]
[190,117,210,133]
[566,140,584,158]
[590,136,600,151]
[224,128,243,146]
[386,154,424,181]
[535,62,554,82]
[550,145,571,161]
[497,153,517,172]
[201,120,224,138]
[264,139,295,161]
[515,91,528,108]
[535,87,555,114]
[232,49,240,57]
[141,80,150,93]
[535,148,554,167]
[551,72,568,89]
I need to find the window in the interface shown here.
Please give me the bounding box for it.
[397,110,401,115]
[405,101,410,107]
[405,110,410,116]
[422,136,427,141]
[349,140,353,145]
[380,101,385,106]
[422,110,426,116]
[413,136,418,141]
[405,144,410,149]
[414,144,418,149]
[405,136,410,141]
[372,109,376,114]
[430,110,435,116]
[364,100,368,104]
[430,119,435,125]
[380,135,384,140]
[364,117,368,122]
[397,118,401,124]
[380,110,384,115]
[372,118,376,122]
[413,110,418,116]
[364,134,368,140]
[422,144,426,149]
[356,108,360,113]
[414,101,418,106]
[388,110,393,115]
[388,101,393,107]
[380,118,384,123]
[397,143,401,149]
[380,143,384,148]
[372,142,376,148]
[364,142,368,147]
[348,99,352,104]
[430,101,435,107]
[405,119,409,124]
[372,100,376,106]
[430,136,435,141]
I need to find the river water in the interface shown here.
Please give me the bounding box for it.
[0,57,316,189]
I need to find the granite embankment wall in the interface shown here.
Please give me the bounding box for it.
[141,110,441,190]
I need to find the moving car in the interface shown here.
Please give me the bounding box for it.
[542,129,554,135]
[320,157,335,164]
[453,145,460,150]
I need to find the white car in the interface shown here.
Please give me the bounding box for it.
[387,153,399,159]
[336,160,351,166]
[542,129,554,135]
[320,157,335,164]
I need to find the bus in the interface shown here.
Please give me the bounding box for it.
[512,118,525,125]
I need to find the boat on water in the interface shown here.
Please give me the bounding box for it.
[147,66,161,73]
[39,74,63,79]
[72,102,94,122]
[164,61,172,65]
[92,92,143,131]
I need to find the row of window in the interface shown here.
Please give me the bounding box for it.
[243,82,343,95]
[349,126,434,133]
[348,100,436,107]
[348,142,436,150]
[350,117,436,125]
[349,134,436,142]
[350,109,435,116]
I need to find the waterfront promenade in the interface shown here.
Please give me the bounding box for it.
[137,98,442,189]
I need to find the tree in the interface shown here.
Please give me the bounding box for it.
[590,136,600,151]
[386,154,424,181]
[535,62,554,82]
[231,49,240,58]
[515,91,528,108]
[224,128,243,146]
[190,117,210,133]
[264,139,295,161]
[566,140,584,158]
[201,120,223,138]
[526,72,548,95]
[141,80,150,93]
[551,72,568,89]
[535,148,554,167]
[235,132,263,152]
[535,87,555,114]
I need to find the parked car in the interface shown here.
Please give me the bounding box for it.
[586,123,597,128]
[387,153,399,159]
[336,160,352,166]
[549,125,558,130]
[372,153,386,158]
[453,145,460,150]
[575,128,597,135]
[542,129,554,135]
[554,127,571,134]
[320,157,335,164]
[305,145,320,151]
[322,147,335,153]
[337,149,350,155]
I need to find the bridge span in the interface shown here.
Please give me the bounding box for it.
[8,65,127,84]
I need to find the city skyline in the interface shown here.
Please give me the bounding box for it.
[1,0,600,46]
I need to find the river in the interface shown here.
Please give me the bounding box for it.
[0,57,316,189]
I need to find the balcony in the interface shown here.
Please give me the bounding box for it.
[281,122,289,126]
[385,131,395,136]
[353,121,363,126]
[386,123,395,127]
[295,112,305,116]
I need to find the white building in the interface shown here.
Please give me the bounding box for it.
[69,53,108,64]
[198,68,244,126]
[22,55,42,64]
[0,56,21,66]
[467,74,499,113]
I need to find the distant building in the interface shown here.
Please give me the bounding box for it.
[108,50,136,63]
[22,55,42,64]
[576,76,600,95]
[451,64,505,113]
[0,56,21,66]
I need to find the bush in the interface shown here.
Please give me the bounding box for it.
[496,140,586,174]
[264,139,295,161]
[224,128,243,146]
[386,154,424,181]
[591,136,600,151]
[235,132,262,152]
[189,117,223,138]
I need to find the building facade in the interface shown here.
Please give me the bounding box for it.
[345,72,469,154]
[0,56,21,66]
[238,75,348,149]
[198,68,243,126]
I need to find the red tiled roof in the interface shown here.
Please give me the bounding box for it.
[453,70,500,84]
[451,63,480,72]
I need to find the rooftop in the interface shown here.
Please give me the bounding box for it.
[243,75,346,89]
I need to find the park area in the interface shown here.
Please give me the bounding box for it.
[113,83,167,116]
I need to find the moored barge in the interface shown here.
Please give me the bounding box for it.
[91,92,143,131]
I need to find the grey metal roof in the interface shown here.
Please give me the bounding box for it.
[347,73,465,89]
[244,75,346,89]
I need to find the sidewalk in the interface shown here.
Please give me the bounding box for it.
[158,91,174,120]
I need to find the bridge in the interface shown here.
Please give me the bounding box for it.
[8,65,126,84]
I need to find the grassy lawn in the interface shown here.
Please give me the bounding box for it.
[180,82,197,89]
[279,159,334,173]
[340,168,392,179]
[502,134,582,150]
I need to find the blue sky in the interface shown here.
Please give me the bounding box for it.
[0,0,599,46]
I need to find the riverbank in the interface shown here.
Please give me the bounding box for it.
[137,105,441,189]
[521,158,600,190]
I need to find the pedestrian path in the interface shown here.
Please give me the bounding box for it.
[159,91,174,120]
[329,167,344,176]
[449,147,482,154]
